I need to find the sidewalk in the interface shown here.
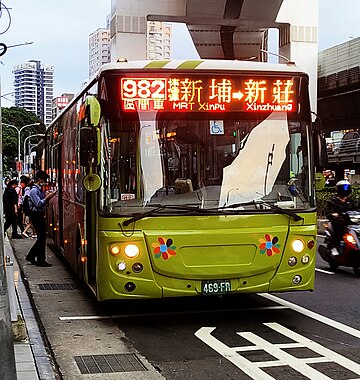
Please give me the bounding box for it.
[7,234,163,380]
[5,236,57,380]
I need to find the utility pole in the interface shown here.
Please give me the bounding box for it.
[0,76,17,379]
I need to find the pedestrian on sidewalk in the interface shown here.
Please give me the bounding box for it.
[22,178,35,238]
[3,179,22,239]
[25,170,57,267]
[15,176,28,235]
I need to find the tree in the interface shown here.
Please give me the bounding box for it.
[1,107,45,172]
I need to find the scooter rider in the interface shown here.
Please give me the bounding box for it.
[325,180,358,255]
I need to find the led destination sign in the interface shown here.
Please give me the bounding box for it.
[120,76,296,113]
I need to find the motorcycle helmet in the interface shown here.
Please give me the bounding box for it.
[336,180,352,197]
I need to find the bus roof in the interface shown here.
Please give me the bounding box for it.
[97,59,308,76]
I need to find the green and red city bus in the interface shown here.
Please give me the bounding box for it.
[38,59,324,301]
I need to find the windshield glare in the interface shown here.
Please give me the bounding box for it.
[99,110,312,215]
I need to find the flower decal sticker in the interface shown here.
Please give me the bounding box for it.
[259,234,281,257]
[152,237,176,260]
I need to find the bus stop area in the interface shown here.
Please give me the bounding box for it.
[6,235,164,380]
[5,221,328,380]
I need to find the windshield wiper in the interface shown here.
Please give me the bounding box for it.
[122,199,303,227]
[258,201,303,222]
[216,200,303,222]
[122,204,206,226]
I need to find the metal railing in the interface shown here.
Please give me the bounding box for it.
[318,66,360,94]
[327,136,360,156]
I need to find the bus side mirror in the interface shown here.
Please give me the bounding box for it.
[313,130,328,170]
[78,95,101,167]
[85,96,101,126]
[79,126,97,167]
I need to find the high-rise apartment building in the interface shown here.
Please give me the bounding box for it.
[13,60,54,125]
[147,21,171,60]
[89,28,111,78]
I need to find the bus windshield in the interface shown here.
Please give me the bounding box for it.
[98,72,313,215]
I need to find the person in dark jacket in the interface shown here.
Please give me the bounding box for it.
[25,170,56,267]
[3,179,22,238]
[325,180,357,255]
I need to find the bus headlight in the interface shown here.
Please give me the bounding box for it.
[124,244,139,258]
[292,239,305,253]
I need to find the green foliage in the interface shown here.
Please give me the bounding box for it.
[1,107,45,171]
[316,186,360,217]
[316,187,335,217]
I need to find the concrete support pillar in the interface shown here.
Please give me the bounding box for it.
[276,0,319,113]
[110,0,186,61]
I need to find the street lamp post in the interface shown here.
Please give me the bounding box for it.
[23,134,44,174]
[3,122,41,176]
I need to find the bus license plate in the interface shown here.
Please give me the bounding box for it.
[202,280,231,295]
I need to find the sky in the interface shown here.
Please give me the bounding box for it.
[0,0,359,107]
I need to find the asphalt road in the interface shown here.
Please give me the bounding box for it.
[10,236,360,380]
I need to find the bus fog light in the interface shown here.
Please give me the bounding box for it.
[110,244,121,256]
[132,262,143,273]
[292,239,305,253]
[292,275,302,285]
[124,282,136,292]
[301,255,310,264]
[116,261,126,271]
[124,244,139,258]
[288,256,297,266]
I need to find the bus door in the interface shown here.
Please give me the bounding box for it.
[85,189,97,286]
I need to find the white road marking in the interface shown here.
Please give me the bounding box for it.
[268,323,360,374]
[195,326,274,380]
[260,293,360,339]
[315,268,335,275]
[58,305,288,321]
[196,322,360,380]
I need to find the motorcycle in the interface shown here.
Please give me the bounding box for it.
[318,211,360,276]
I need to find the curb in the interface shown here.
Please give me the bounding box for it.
[5,238,58,380]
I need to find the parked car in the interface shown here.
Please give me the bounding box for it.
[338,131,360,154]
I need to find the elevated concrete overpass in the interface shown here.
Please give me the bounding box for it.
[318,37,360,134]
[317,37,360,177]
[318,67,360,132]
[319,65,360,177]
[110,0,318,111]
